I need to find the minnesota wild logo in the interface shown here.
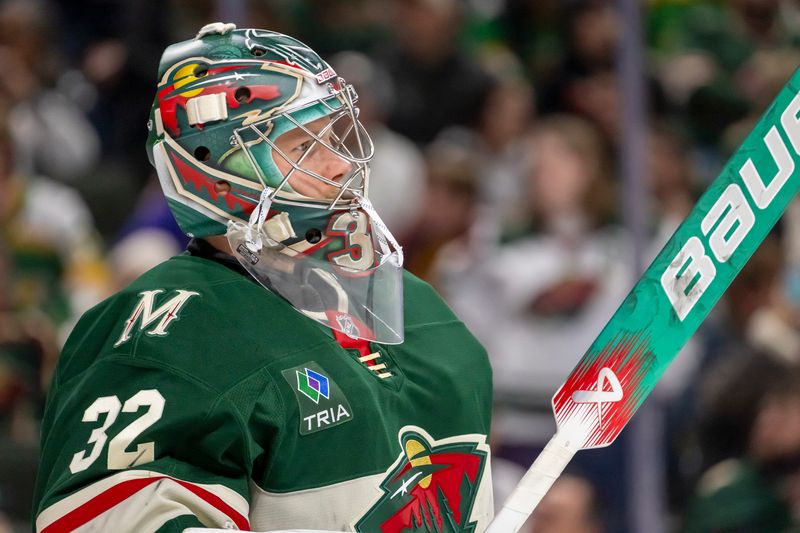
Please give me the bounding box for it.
[356,427,489,533]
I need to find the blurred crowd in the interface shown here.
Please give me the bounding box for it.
[3,0,800,531]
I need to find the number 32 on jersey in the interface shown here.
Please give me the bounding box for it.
[69,389,165,474]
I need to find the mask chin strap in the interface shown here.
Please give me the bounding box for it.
[242,188,272,251]
[242,188,400,268]
[354,193,404,268]
[241,186,298,252]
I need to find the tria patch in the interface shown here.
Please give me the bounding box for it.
[355,426,490,532]
[281,362,353,435]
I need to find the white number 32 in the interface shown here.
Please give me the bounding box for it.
[69,389,165,474]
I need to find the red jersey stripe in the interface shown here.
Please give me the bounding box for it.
[40,475,250,532]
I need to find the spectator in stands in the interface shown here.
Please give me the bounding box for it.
[434,48,536,242]
[330,51,426,238]
[654,0,800,151]
[530,473,604,533]
[0,91,110,340]
[646,123,698,249]
[0,0,100,182]
[380,0,496,144]
[683,352,800,531]
[401,139,481,286]
[450,114,628,445]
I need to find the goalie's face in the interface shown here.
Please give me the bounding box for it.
[271,116,354,201]
[227,114,406,345]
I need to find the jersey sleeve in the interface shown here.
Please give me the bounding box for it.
[33,358,255,532]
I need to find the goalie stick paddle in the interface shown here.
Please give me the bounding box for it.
[487,69,800,533]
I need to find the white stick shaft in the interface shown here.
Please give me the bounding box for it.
[486,432,578,533]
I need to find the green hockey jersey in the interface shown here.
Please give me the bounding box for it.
[34,242,494,532]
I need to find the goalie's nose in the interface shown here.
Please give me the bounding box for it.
[316,146,354,184]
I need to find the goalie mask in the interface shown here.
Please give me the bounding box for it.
[146,23,404,344]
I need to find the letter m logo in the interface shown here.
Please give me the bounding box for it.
[114,289,200,347]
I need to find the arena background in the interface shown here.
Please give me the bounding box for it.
[3,0,800,531]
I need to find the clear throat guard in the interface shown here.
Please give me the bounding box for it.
[227,190,404,345]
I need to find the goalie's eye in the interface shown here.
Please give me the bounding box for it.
[294,140,314,154]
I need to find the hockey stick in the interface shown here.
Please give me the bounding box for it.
[486,68,800,533]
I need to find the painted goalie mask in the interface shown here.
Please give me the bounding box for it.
[146,23,404,344]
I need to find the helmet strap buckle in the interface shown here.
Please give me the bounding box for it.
[243,187,275,252]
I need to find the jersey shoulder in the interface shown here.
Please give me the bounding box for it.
[58,254,332,391]
[401,269,462,326]
[399,269,490,372]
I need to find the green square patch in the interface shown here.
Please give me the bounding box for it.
[281,362,354,435]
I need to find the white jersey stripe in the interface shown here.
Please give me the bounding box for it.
[249,472,385,531]
[36,470,249,533]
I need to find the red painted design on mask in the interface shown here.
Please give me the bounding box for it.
[169,150,258,215]
[158,64,281,136]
